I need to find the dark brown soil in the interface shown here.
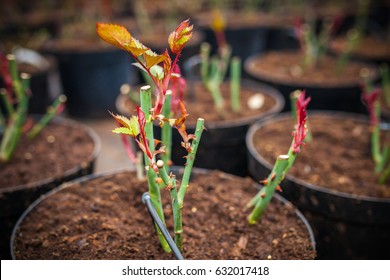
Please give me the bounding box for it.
[13,170,316,260]
[330,36,390,61]
[252,113,390,198]
[0,120,96,189]
[245,51,377,87]
[122,81,279,126]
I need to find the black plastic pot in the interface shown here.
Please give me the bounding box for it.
[0,117,100,260]
[41,44,139,118]
[11,167,316,259]
[246,111,390,259]
[265,26,299,51]
[244,52,378,113]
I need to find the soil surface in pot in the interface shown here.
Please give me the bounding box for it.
[245,51,377,87]
[13,170,315,260]
[330,36,390,62]
[0,121,95,188]
[123,82,277,125]
[252,114,390,198]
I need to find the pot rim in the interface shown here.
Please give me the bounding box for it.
[246,110,390,203]
[11,167,316,259]
[0,116,101,194]
[116,78,285,130]
[244,51,379,89]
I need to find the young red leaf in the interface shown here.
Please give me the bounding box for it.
[96,23,149,57]
[292,91,311,154]
[170,65,186,115]
[136,106,153,160]
[362,87,381,126]
[168,19,193,55]
[172,102,196,152]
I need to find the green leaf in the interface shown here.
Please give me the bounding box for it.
[150,65,164,79]
[143,50,169,69]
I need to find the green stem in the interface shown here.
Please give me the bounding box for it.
[206,78,224,112]
[247,155,289,224]
[0,107,5,133]
[218,45,231,81]
[0,88,14,116]
[377,144,390,176]
[248,134,301,223]
[157,160,182,251]
[161,91,172,166]
[379,161,390,184]
[0,73,29,162]
[7,55,18,87]
[140,85,170,253]
[372,125,382,172]
[177,118,205,203]
[371,101,382,173]
[230,57,241,112]
[200,42,210,84]
[27,95,67,139]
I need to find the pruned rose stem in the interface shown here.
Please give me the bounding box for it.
[161,90,173,166]
[156,118,204,251]
[0,55,30,162]
[363,86,390,184]
[247,91,310,223]
[230,56,241,112]
[200,42,232,114]
[0,88,13,116]
[1,54,66,162]
[156,160,182,249]
[200,43,210,84]
[207,57,225,112]
[27,95,67,139]
[177,118,205,202]
[247,155,289,224]
[140,85,170,253]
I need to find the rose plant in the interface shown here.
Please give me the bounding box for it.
[0,53,66,162]
[97,19,205,252]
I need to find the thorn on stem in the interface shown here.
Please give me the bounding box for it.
[260,179,268,185]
